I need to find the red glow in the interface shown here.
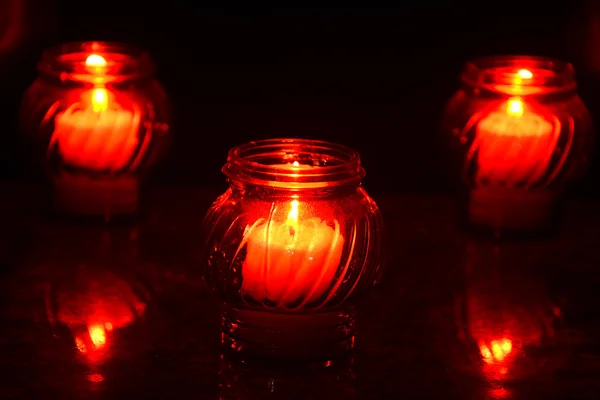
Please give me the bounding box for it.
[0,0,24,52]
[54,273,147,363]
[87,373,104,383]
[471,96,559,187]
[242,199,344,306]
[479,338,513,364]
[50,73,142,171]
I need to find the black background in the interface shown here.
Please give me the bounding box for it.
[1,2,599,196]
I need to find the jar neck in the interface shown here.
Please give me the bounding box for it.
[461,56,577,96]
[37,41,155,85]
[223,139,365,193]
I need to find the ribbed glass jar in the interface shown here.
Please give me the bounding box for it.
[200,138,385,362]
[20,41,171,220]
[440,56,593,235]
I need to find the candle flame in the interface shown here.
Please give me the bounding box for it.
[85,54,107,67]
[506,98,524,117]
[91,87,108,112]
[287,200,299,224]
[517,69,533,79]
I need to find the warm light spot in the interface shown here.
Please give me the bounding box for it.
[88,324,106,347]
[491,341,505,361]
[499,338,512,353]
[506,98,524,117]
[480,338,513,364]
[292,161,300,167]
[517,68,533,79]
[88,373,104,383]
[85,54,107,68]
[91,88,108,112]
[104,322,113,331]
[75,337,87,354]
[287,200,299,225]
[489,387,511,399]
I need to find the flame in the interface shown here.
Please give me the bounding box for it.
[91,88,108,112]
[517,68,533,79]
[85,54,107,68]
[287,200,299,226]
[506,97,524,117]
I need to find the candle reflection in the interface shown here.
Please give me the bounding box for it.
[459,241,560,396]
[47,268,150,378]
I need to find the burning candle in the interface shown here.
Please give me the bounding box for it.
[474,96,560,187]
[241,198,344,306]
[50,54,143,172]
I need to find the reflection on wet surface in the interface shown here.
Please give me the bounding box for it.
[1,191,600,398]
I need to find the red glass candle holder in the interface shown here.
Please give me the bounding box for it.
[200,138,385,363]
[440,56,593,235]
[20,41,171,220]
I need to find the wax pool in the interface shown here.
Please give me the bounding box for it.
[241,199,344,306]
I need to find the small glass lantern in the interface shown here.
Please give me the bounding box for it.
[20,41,171,219]
[440,56,593,234]
[200,138,385,363]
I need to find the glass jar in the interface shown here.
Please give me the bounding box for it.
[20,41,171,220]
[200,138,385,363]
[440,56,593,235]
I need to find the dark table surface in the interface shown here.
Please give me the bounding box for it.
[1,185,600,399]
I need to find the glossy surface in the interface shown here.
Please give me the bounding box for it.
[1,186,599,398]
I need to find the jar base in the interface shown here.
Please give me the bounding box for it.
[221,305,355,364]
[466,188,559,236]
[52,174,140,220]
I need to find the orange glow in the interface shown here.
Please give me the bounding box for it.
[85,54,107,68]
[506,97,524,117]
[517,68,533,79]
[287,199,299,224]
[91,88,108,112]
[242,200,344,307]
[479,338,513,364]
[75,336,87,353]
[88,324,107,347]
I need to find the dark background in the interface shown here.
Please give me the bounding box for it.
[1,2,600,195]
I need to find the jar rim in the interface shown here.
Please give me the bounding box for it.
[38,41,155,84]
[223,138,366,189]
[461,55,576,95]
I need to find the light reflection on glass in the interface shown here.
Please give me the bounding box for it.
[46,268,149,380]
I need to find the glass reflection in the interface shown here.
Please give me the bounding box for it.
[457,240,561,397]
[47,268,150,369]
[37,225,152,385]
